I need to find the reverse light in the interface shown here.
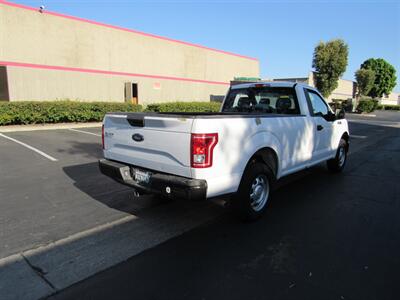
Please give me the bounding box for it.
[191,133,218,168]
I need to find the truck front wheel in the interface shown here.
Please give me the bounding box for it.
[232,161,273,221]
[327,138,348,173]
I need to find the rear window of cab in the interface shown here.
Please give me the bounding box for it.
[222,86,300,115]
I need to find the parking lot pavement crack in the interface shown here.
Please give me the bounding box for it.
[21,253,56,291]
[0,253,54,300]
[15,201,222,293]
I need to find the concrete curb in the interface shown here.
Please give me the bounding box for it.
[0,200,223,300]
[360,114,376,117]
[348,119,400,128]
[347,113,376,118]
[0,123,102,133]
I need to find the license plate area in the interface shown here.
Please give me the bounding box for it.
[131,168,151,184]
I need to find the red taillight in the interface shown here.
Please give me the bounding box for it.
[191,133,218,168]
[102,124,105,150]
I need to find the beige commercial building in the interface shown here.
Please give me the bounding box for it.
[380,92,400,106]
[274,73,400,108]
[0,1,259,104]
[273,72,356,102]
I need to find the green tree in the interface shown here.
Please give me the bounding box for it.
[360,58,397,98]
[355,68,375,97]
[312,39,349,98]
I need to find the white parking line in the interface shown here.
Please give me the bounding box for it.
[0,133,58,162]
[68,128,101,137]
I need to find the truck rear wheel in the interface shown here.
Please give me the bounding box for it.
[232,161,273,221]
[327,138,348,173]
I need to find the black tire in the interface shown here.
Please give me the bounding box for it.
[327,138,348,173]
[232,161,274,221]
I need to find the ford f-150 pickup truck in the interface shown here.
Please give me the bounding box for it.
[99,82,349,220]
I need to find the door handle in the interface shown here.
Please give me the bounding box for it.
[317,125,324,131]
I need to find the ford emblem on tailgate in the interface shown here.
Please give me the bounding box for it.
[132,133,144,142]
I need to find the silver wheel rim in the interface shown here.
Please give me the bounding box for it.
[338,146,346,167]
[249,174,269,212]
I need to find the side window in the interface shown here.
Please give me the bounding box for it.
[305,89,329,117]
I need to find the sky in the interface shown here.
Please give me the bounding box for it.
[9,0,400,92]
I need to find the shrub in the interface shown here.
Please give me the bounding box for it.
[356,98,379,113]
[0,101,142,125]
[0,101,224,126]
[377,104,400,111]
[331,98,354,112]
[144,101,221,113]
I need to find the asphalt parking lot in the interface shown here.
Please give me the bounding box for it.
[0,126,134,258]
[0,124,225,299]
[0,126,224,258]
[1,111,400,300]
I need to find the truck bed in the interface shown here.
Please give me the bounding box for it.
[108,112,305,119]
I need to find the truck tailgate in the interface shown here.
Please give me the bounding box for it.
[103,113,193,178]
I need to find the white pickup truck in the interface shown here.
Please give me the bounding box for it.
[99,82,349,220]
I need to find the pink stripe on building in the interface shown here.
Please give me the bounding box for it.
[0,61,230,86]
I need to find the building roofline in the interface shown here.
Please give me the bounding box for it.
[0,0,258,62]
[272,77,308,80]
[231,81,313,90]
[273,72,356,84]
[309,71,355,83]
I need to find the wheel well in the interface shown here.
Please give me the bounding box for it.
[342,132,350,150]
[247,148,278,179]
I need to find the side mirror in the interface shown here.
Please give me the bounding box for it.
[324,111,336,122]
[336,108,345,120]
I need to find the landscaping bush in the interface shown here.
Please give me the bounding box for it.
[0,101,142,125]
[0,101,224,126]
[356,98,379,113]
[377,104,400,111]
[331,98,354,112]
[144,101,221,113]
